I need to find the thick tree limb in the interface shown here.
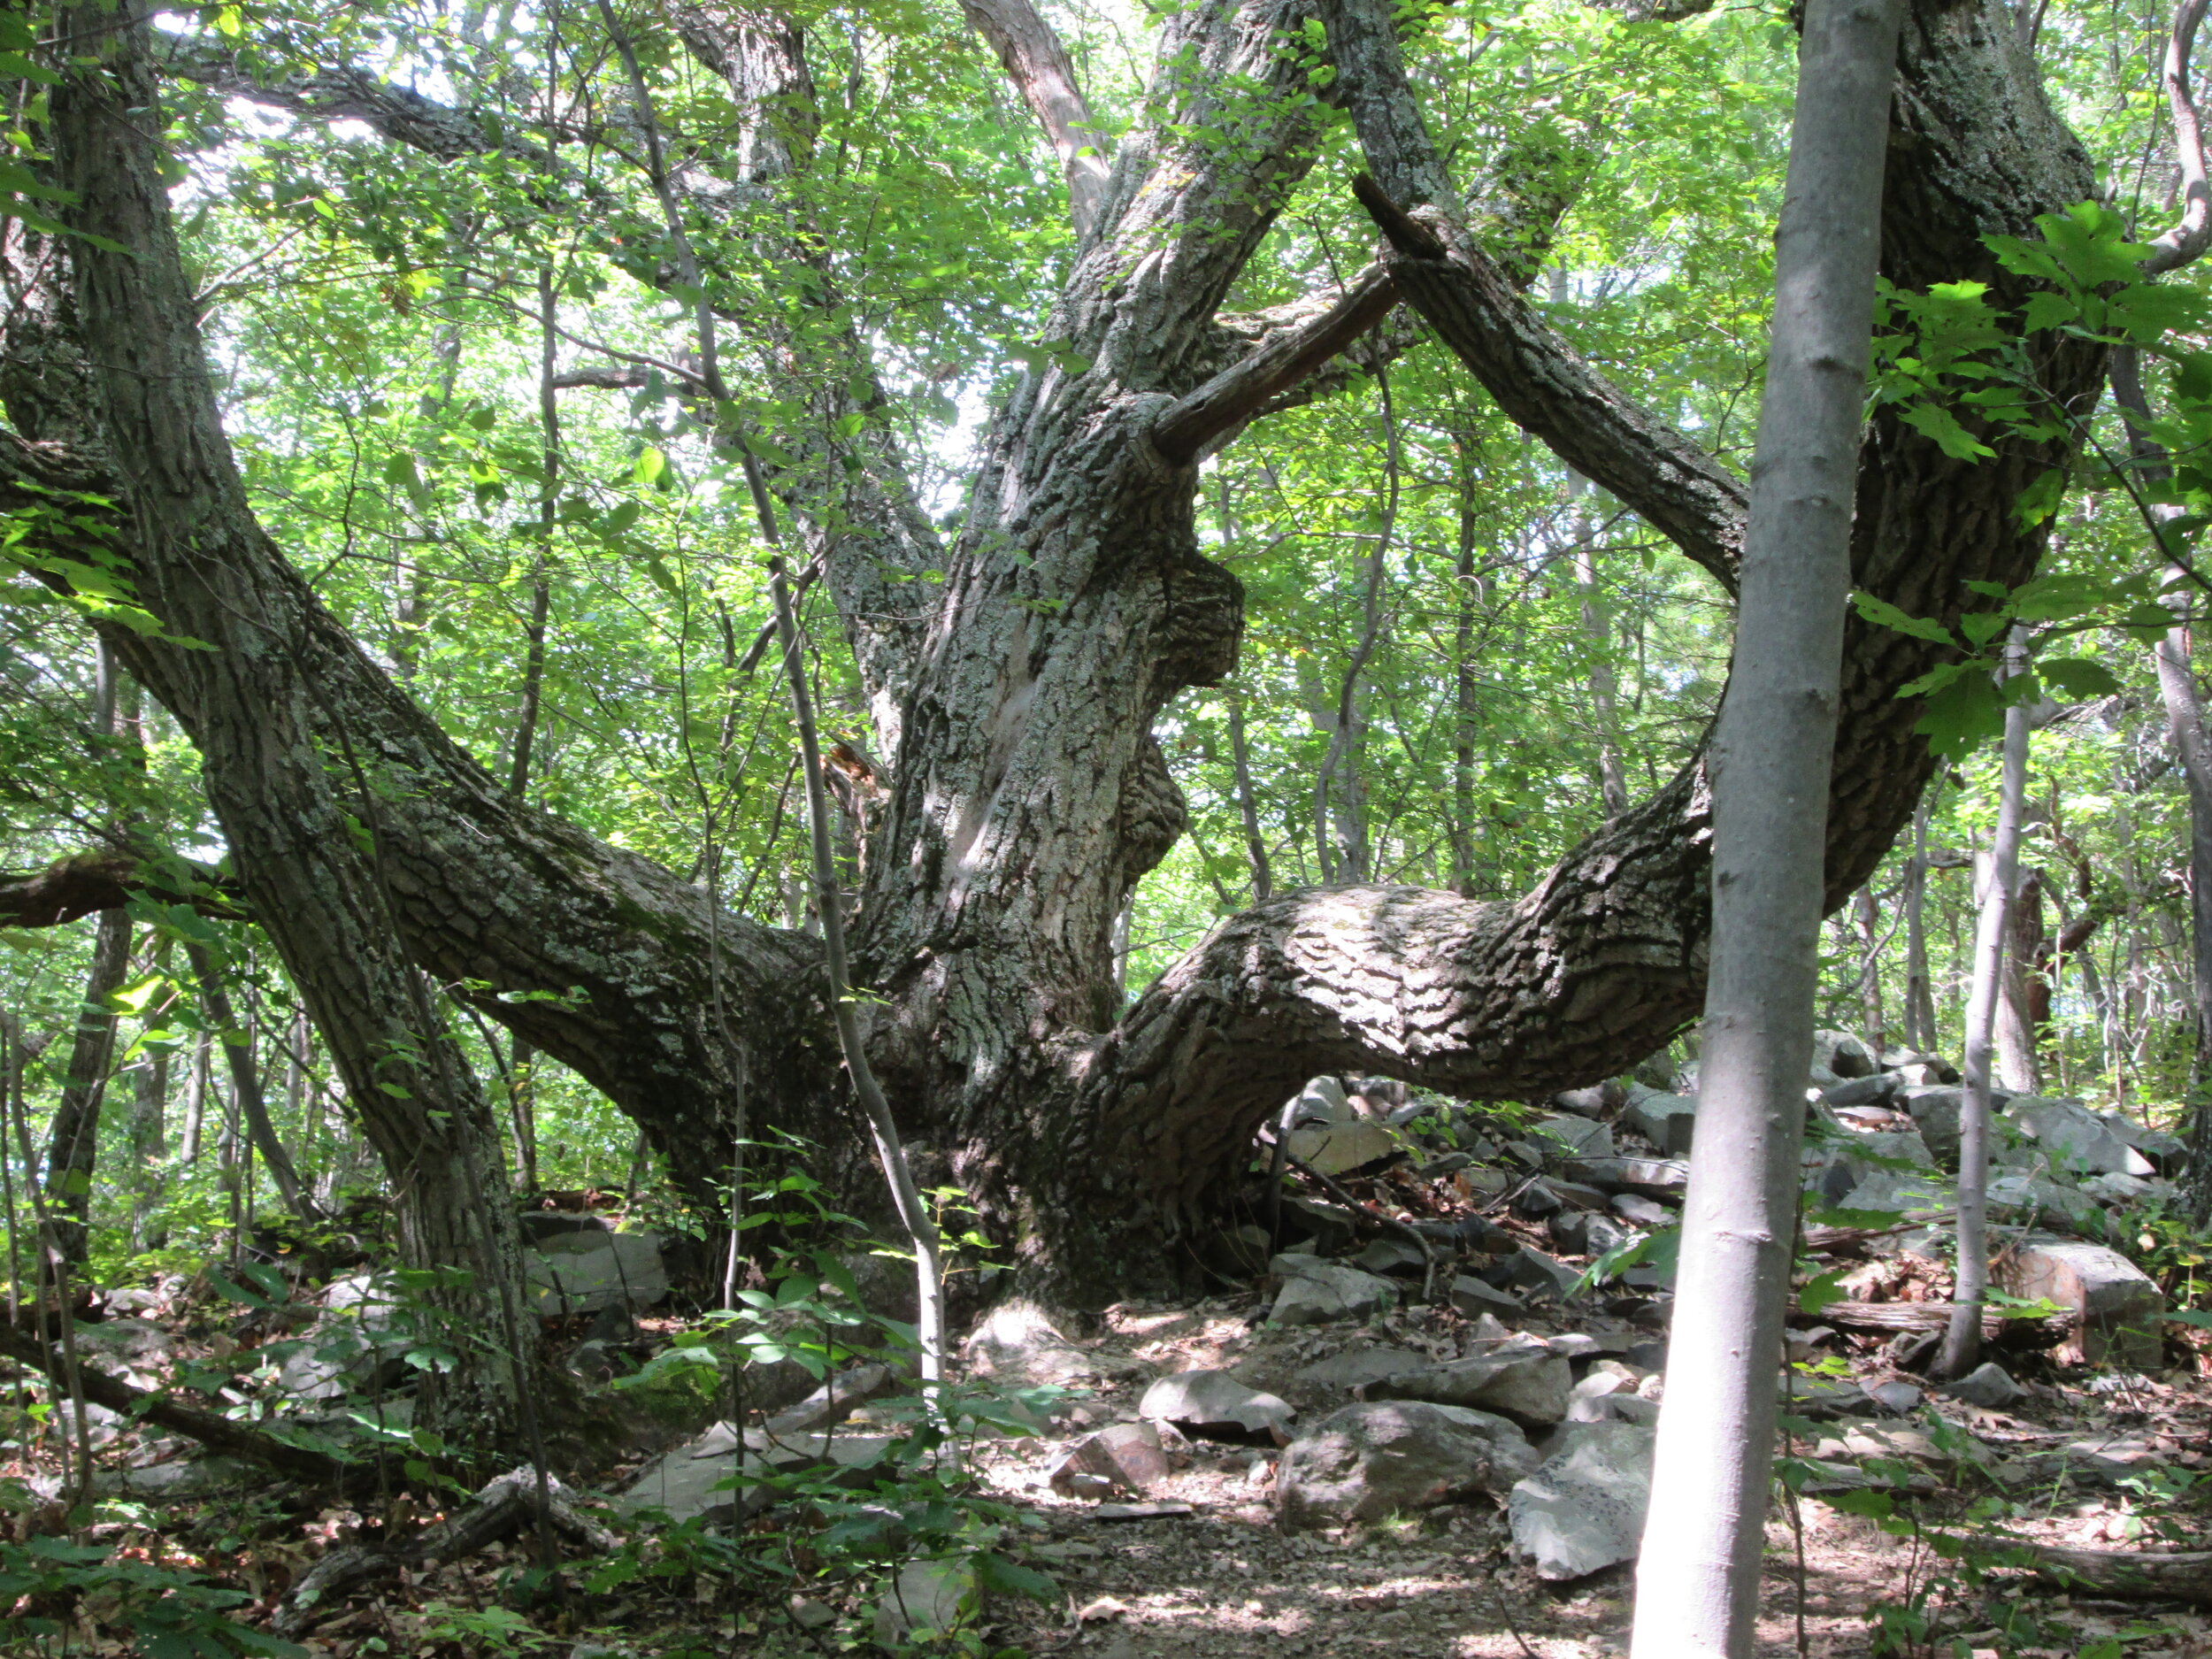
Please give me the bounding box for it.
[2145,0,2212,275]
[0,849,242,927]
[273,1465,617,1637]
[0,1322,355,1486]
[957,0,1112,239]
[1153,264,1402,462]
[1056,0,2104,1276]
[1321,0,1747,589]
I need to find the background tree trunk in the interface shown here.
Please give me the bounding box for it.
[1939,648,2032,1379]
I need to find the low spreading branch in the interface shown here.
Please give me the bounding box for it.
[0,849,244,928]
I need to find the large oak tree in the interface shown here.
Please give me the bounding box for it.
[2,0,2099,1313]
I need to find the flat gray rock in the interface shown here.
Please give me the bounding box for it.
[1509,1421,1655,1580]
[1294,1348,1430,1389]
[1367,1340,1571,1427]
[525,1230,668,1316]
[1277,1400,1538,1527]
[1939,1362,2025,1409]
[1271,1257,1396,1325]
[1139,1369,1295,1440]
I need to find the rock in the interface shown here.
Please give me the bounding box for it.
[873,1558,973,1646]
[1514,1180,1564,1219]
[1622,1090,1698,1156]
[1566,1156,1688,1194]
[1048,1422,1170,1495]
[525,1230,669,1316]
[1997,1235,2164,1368]
[1279,1197,1361,1256]
[2100,1112,2188,1171]
[2081,1171,2154,1205]
[1509,1421,1655,1580]
[1812,1030,1875,1079]
[1276,1401,1539,1527]
[1351,1237,1427,1277]
[1450,1275,1522,1319]
[1986,1171,2102,1230]
[1548,1179,1610,1210]
[620,1420,897,1522]
[1610,1194,1669,1227]
[1295,1348,1431,1389]
[1365,1340,1571,1426]
[1484,1246,1585,1302]
[2006,1097,2155,1179]
[1532,1115,1615,1160]
[1564,1371,1628,1423]
[1550,1082,1624,1120]
[1271,1256,1398,1325]
[74,1317,174,1371]
[1824,1072,1901,1109]
[1287,1075,1354,1126]
[93,1455,260,1501]
[1832,1127,1937,1185]
[276,1273,413,1401]
[964,1302,1115,1385]
[1903,1087,1967,1166]
[1835,1169,1949,1216]
[1549,1210,1631,1258]
[1866,1379,1923,1413]
[764,1363,902,1435]
[1199,1222,1275,1279]
[1282,1119,1399,1176]
[1939,1362,2025,1409]
[1139,1370,1296,1440]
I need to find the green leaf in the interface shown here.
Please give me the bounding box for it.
[1915,670,2002,760]
[2036,656,2122,700]
[1798,1269,1849,1315]
[1852,592,1955,646]
[1898,401,1994,461]
[973,1551,1057,1602]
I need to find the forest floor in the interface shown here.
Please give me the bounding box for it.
[941,1297,2212,1659]
[18,1270,2205,1658]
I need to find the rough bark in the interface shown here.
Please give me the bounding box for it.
[35,6,540,1411]
[0,0,2108,1310]
[44,908,130,1263]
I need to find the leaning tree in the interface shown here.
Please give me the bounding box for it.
[2,0,2099,1317]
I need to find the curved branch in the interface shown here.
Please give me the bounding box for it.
[2146,0,2212,276]
[1320,0,1746,588]
[957,0,1113,239]
[1059,0,2105,1248]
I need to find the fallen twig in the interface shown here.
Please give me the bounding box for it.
[273,1465,617,1637]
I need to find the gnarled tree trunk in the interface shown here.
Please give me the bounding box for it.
[2,0,2105,1311]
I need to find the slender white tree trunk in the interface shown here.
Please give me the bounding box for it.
[1630,0,1901,1650]
[1938,651,2031,1377]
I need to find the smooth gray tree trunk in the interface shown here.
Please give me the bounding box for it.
[1631,0,1903,1650]
[1939,658,2031,1378]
